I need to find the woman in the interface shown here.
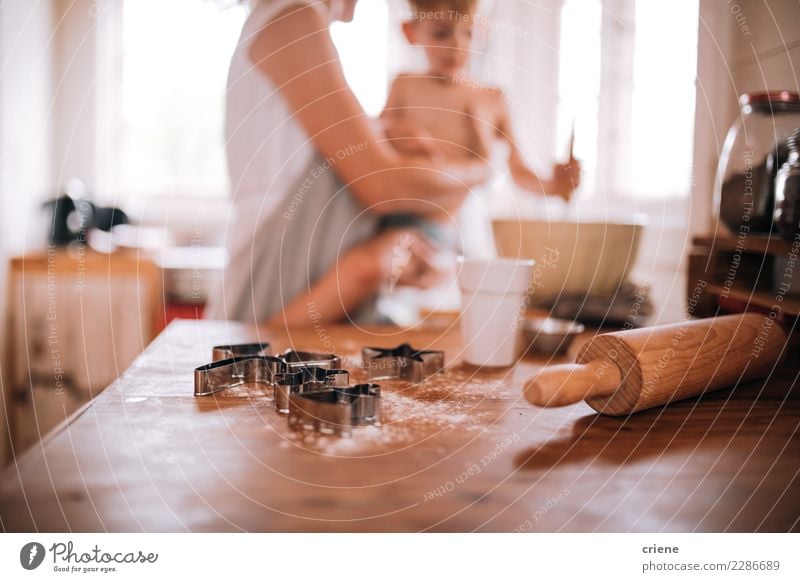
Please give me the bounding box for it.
[205,0,489,327]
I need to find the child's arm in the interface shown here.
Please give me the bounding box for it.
[495,92,580,201]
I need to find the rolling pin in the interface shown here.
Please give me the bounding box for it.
[524,313,786,415]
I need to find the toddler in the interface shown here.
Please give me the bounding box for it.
[377,0,579,258]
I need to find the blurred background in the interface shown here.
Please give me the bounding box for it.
[0,0,798,465]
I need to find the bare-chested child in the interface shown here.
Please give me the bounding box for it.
[381,0,580,226]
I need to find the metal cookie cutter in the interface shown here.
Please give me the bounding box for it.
[362,343,444,382]
[274,367,349,414]
[288,384,381,435]
[194,355,285,397]
[212,342,271,362]
[281,349,343,370]
[194,344,344,398]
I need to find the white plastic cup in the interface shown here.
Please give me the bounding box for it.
[458,257,535,368]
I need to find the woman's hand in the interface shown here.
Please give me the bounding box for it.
[266,227,449,328]
[365,228,450,291]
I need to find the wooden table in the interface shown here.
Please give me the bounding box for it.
[1,320,799,532]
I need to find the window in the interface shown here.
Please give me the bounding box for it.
[558,0,699,200]
[330,0,390,117]
[106,0,697,202]
[557,0,602,202]
[107,0,390,201]
[628,0,699,199]
[115,0,246,199]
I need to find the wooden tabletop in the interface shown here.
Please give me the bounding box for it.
[1,319,799,532]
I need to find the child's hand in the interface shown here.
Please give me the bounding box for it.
[550,158,581,202]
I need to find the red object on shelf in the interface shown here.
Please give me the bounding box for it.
[164,303,205,326]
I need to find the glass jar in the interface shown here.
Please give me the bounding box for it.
[774,129,800,240]
[714,91,800,234]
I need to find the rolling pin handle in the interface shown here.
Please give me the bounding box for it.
[523,358,622,408]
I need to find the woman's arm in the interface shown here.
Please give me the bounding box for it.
[265,235,384,328]
[247,4,488,216]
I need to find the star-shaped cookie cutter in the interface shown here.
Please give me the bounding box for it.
[193,343,345,401]
[361,343,444,382]
[288,383,381,435]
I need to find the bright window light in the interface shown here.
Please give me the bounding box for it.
[117,0,388,199]
[557,0,698,200]
[330,0,390,116]
[558,0,602,199]
[120,0,245,198]
[629,0,699,199]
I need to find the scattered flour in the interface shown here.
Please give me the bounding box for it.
[209,367,516,456]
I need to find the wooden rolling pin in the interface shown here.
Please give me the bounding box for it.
[524,313,786,415]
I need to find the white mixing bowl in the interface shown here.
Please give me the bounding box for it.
[492,219,644,303]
